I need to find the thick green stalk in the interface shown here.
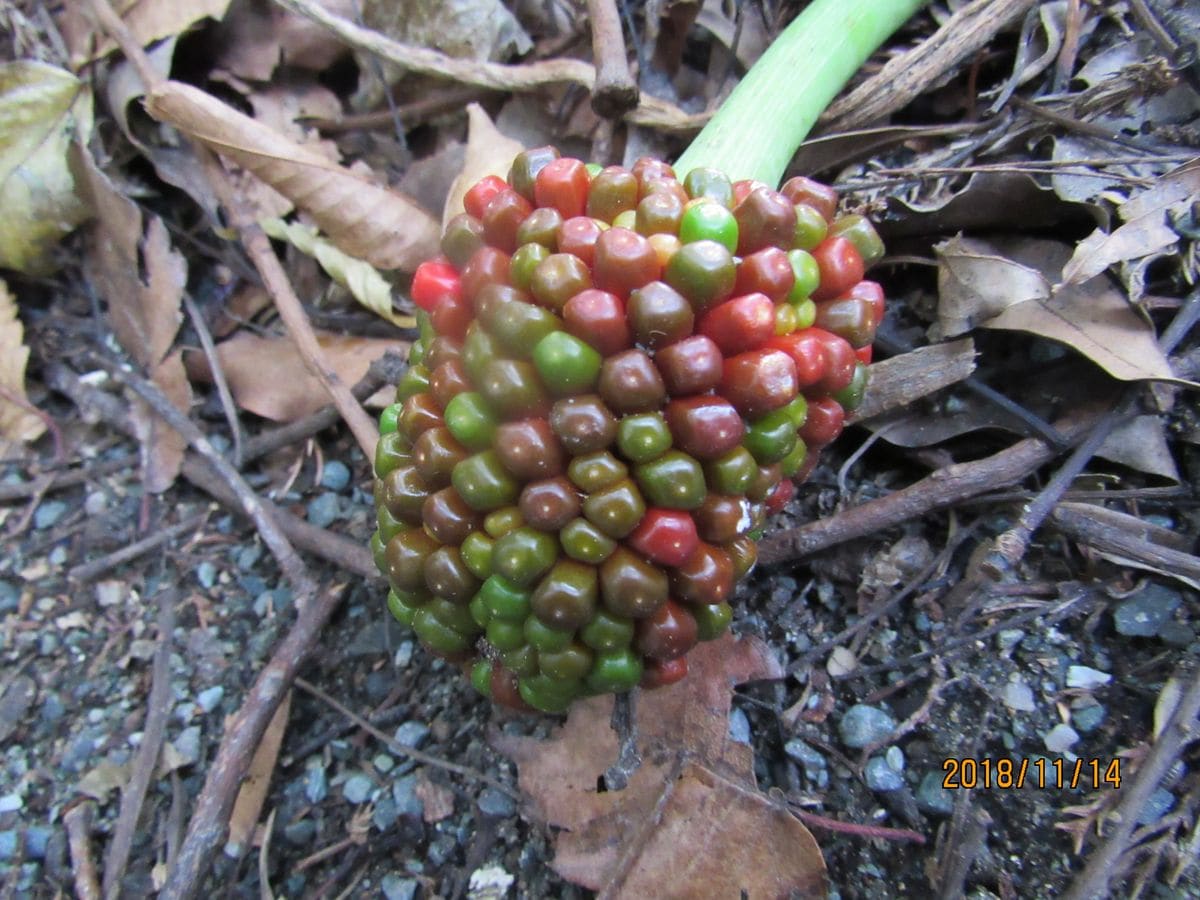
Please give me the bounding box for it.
[674,0,927,187]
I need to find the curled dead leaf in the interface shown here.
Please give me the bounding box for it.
[57,0,232,67]
[145,80,439,271]
[494,634,825,898]
[0,281,46,449]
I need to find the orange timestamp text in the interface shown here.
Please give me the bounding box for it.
[942,757,1122,790]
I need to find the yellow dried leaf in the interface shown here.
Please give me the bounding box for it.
[0,280,45,449]
[261,217,414,327]
[146,80,440,271]
[0,61,93,275]
[226,691,291,857]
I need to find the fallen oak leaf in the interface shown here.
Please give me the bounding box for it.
[493,634,826,898]
[145,80,440,271]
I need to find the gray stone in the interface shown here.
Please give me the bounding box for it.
[0,581,18,613]
[343,772,375,804]
[372,795,399,831]
[1136,787,1176,825]
[394,721,431,749]
[236,545,262,570]
[23,827,50,860]
[885,745,905,771]
[33,500,67,530]
[865,756,905,792]
[195,562,217,589]
[996,629,1025,653]
[1003,679,1036,712]
[381,874,419,900]
[0,794,22,813]
[1158,621,1194,647]
[838,705,896,749]
[40,692,64,723]
[196,686,224,713]
[784,739,826,772]
[394,641,414,668]
[283,819,316,844]
[728,707,751,744]
[393,776,424,819]
[916,771,955,816]
[1066,666,1111,689]
[173,726,201,766]
[1043,723,1080,754]
[320,461,352,492]
[1072,703,1106,733]
[306,493,341,529]
[0,831,16,861]
[304,762,328,804]
[478,787,515,819]
[1114,585,1180,637]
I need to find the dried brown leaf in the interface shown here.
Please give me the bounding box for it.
[186,331,405,422]
[935,236,1185,384]
[72,145,191,491]
[145,80,439,271]
[443,103,525,228]
[58,0,232,67]
[494,635,825,898]
[212,0,353,81]
[0,281,45,449]
[414,769,456,823]
[226,690,291,857]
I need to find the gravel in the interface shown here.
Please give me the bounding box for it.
[838,705,897,748]
[865,756,905,792]
[1113,585,1181,637]
[1043,723,1080,754]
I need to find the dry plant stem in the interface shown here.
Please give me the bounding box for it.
[1063,665,1200,900]
[183,294,245,467]
[789,807,925,844]
[161,582,347,900]
[69,512,207,582]
[86,0,379,462]
[604,691,642,791]
[268,0,702,131]
[980,288,1200,579]
[823,0,1037,131]
[293,677,520,798]
[0,455,135,502]
[91,354,316,598]
[1051,503,1200,585]
[102,589,177,900]
[63,802,102,900]
[586,0,639,118]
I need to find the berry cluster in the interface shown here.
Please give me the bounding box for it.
[370,148,884,712]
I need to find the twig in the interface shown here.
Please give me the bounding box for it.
[293,677,520,798]
[91,353,316,598]
[308,85,496,134]
[0,455,135,502]
[69,513,208,582]
[603,691,642,791]
[63,802,102,900]
[267,0,704,131]
[183,294,245,467]
[102,589,177,899]
[821,0,1036,133]
[586,0,639,118]
[1063,665,1200,900]
[979,288,1200,579]
[789,807,926,844]
[1052,503,1200,584]
[239,349,405,466]
[86,0,380,463]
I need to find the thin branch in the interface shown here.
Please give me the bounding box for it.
[102,589,177,899]
[69,513,207,582]
[586,0,639,118]
[183,294,245,467]
[63,802,102,900]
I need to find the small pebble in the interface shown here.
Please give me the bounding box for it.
[1072,702,1106,733]
[394,641,414,668]
[236,545,262,570]
[885,746,905,771]
[784,739,826,775]
[196,686,224,713]
[0,580,17,613]
[320,461,352,492]
[1043,723,1080,754]
[343,772,375,804]
[1003,679,1037,712]
[468,864,515,898]
[40,692,65,724]
[304,761,328,804]
[1136,787,1176,825]
[173,726,201,766]
[393,776,424,819]
[1066,666,1111,689]
[865,756,905,792]
[1158,621,1194,647]
[373,753,395,774]
[381,874,419,900]
[478,787,516,819]
[916,771,955,816]
[195,562,217,590]
[728,707,751,743]
[1113,585,1180,637]
[826,646,857,677]
[33,500,67,530]
[23,827,50,860]
[0,794,23,813]
[83,491,108,515]
[306,493,341,529]
[0,831,16,861]
[838,705,896,749]
[372,795,399,831]
[996,629,1025,653]
[394,721,431,749]
[283,819,316,845]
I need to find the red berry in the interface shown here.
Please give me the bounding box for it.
[429,293,471,340]
[720,349,798,418]
[780,176,838,222]
[562,289,632,357]
[809,328,857,395]
[634,599,698,660]
[810,236,864,301]
[734,247,795,301]
[766,331,827,389]
[800,397,845,447]
[641,655,689,688]
[855,344,873,365]
[460,246,510,310]
[593,228,660,297]
[628,508,700,567]
[482,189,533,253]
[655,335,724,396]
[411,258,461,312]
[557,216,605,268]
[698,293,776,356]
[464,175,508,220]
[535,157,590,219]
[665,395,745,460]
[764,478,794,515]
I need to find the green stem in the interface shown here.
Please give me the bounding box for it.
[674,0,927,188]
